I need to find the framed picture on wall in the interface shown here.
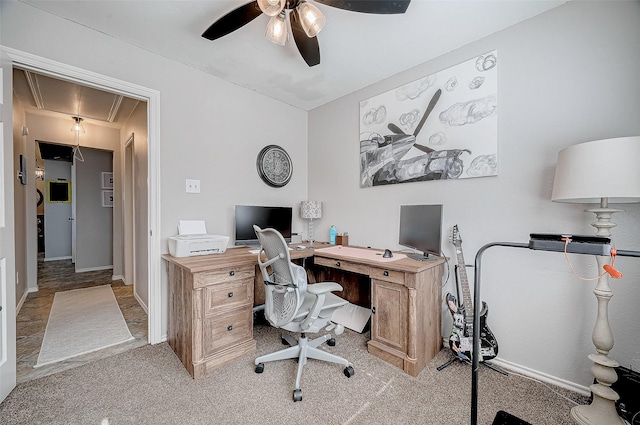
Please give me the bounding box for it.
[101,172,114,189]
[102,190,114,207]
[47,180,71,203]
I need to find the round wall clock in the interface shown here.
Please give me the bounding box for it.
[256,145,293,187]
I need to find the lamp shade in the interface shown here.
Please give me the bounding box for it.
[257,0,285,16]
[301,201,322,219]
[551,136,640,204]
[297,1,326,37]
[265,11,288,46]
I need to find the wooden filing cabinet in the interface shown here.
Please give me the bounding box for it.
[164,257,257,379]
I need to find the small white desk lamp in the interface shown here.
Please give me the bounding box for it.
[300,201,322,243]
[552,136,640,425]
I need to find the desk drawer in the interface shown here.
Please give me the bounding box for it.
[202,305,253,356]
[315,256,370,275]
[370,267,405,285]
[204,277,253,315]
[194,264,255,289]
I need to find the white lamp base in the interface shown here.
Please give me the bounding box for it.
[307,219,314,243]
[570,203,627,425]
[571,401,627,425]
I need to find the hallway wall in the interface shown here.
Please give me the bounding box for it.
[76,148,114,271]
[21,112,122,291]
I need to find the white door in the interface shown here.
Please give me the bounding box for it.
[0,51,17,403]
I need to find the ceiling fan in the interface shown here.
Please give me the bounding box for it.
[202,0,411,67]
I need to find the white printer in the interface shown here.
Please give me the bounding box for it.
[168,220,229,257]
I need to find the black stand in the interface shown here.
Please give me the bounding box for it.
[437,350,508,375]
[470,242,640,425]
[438,264,508,376]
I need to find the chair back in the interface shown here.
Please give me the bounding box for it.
[254,225,307,327]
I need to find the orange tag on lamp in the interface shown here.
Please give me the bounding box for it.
[603,264,623,279]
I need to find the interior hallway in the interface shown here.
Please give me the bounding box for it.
[15,255,148,383]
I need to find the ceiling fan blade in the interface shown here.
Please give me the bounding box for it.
[202,1,263,41]
[290,9,321,67]
[313,0,411,14]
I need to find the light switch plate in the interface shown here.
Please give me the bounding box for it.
[186,179,200,193]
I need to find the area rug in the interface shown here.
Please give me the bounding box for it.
[35,285,134,368]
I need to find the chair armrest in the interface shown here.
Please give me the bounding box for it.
[307,282,343,294]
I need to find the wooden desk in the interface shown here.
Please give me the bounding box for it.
[313,246,445,377]
[163,244,445,378]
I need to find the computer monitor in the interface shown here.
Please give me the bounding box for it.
[234,205,292,246]
[399,204,443,261]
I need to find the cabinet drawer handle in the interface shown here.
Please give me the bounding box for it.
[335,261,341,267]
[227,325,233,331]
[383,270,389,277]
[228,292,234,298]
[229,270,235,277]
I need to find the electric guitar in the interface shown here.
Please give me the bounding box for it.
[446,225,499,361]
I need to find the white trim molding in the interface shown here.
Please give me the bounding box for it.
[491,357,591,397]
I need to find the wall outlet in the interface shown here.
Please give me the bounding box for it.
[185,179,200,194]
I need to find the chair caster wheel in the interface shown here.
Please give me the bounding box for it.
[344,366,355,378]
[255,363,264,374]
[293,388,302,402]
[327,338,336,346]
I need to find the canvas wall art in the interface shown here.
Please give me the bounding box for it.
[359,50,498,187]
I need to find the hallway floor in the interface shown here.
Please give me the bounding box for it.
[16,256,148,383]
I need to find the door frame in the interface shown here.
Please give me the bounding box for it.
[124,134,136,289]
[2,48,162,345]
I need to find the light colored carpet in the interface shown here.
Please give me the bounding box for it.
[1,321,589,425]
[35,285,134,368]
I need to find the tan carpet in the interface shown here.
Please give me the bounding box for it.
[1,321,587,425]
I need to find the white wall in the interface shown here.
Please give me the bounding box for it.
[76,147,114,271]
[11,92,27,303]
[308,1,640,390]
[1,1,308,339]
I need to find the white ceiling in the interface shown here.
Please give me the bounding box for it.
[19,0,567,111]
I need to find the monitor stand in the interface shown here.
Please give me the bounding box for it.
[407,253,437,261]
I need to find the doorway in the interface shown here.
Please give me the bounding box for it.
[3,47,162,398]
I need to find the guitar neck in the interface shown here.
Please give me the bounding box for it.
[455,244,473,323]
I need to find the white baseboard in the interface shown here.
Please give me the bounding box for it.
[134,291,148,314]
[44,256,72,262]
[441,337,590,397]
[112,274,124,281]
[75,265,114,273]
[16,289,29,316]
[490,357,591,396]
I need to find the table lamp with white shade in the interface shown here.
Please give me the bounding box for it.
[300,200,322,243]
[551,136,640,425]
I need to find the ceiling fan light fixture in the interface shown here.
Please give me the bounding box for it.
[265,11,288,46]
[257,0,285,17]
[71,116,85,133]
[297,1,326,38]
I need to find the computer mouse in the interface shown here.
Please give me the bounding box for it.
[383,249,393,258]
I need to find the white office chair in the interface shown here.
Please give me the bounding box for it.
[252,225,354,402]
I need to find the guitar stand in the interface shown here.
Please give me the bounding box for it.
[437,351,508,376]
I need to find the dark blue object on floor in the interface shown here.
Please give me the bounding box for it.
[492,410,532,425]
